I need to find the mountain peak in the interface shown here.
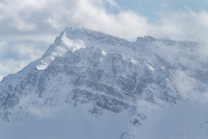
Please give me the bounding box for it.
[1,27,208,139]
[36,27,133,70]
[36,27,87,70]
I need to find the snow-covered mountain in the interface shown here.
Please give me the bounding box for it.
[1,27,208,139]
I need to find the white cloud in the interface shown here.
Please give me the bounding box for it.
[1,0,208,78]
[153,10,208,41]
[16,94,60,118]
[161,3,169,9]
[0,40,49,78]
[0,76,3,81]
[1,0,208,41]
[105,0,118,8]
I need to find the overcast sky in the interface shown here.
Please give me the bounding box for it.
[0,0,208,80]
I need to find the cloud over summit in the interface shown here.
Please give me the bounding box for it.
[0,0,208,80]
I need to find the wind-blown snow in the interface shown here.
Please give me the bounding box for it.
[36,29,87,70]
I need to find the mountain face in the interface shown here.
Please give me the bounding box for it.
[1,27,208,139]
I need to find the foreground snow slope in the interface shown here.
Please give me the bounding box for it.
[0,27,208,139]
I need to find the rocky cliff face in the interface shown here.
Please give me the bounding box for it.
[0,27,208,139]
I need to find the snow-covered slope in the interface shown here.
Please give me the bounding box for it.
[1,27,208,139]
